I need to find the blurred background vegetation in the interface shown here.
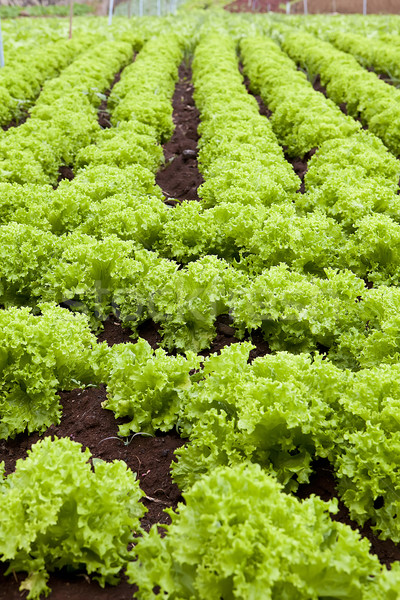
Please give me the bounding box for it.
[0,0,399,20]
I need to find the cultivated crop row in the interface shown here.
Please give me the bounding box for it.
[1,12,400,599]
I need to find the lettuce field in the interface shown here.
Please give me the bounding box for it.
[2,9,400,599]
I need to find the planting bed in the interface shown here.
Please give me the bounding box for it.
[3,12,400,600]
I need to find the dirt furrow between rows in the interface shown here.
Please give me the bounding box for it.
[156,63,203,204]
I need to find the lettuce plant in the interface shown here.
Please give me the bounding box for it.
[0,303,109,439]
[0,437,146,599]
[128,463,381,600]
[103,339,200,435]
[173,344,346,491]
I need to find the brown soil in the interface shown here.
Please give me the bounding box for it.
[97,317,162,350]
[243,73,272,118]
[312,73,327,97]
[286,148,317,193]
[1,111,29,132]
[200,314,270,360]
[57,165,75,183]
[156,63,203,202]
[253,92,272,118]
[98,315,269,360]
[0,384,185,598]
[97,317,135,346]
[98,70,122,130]
[297,458,400,567]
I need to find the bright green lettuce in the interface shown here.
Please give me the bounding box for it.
[240,35,360,157]
[282,29,400,155]
[0,303,108,439]
[173,344,345,491]
[102,338,200,435]
[193,30,299,208]
[128,463,381,600]
[232,265,365,354]
[0,40,134,185]
[0,436,146,599]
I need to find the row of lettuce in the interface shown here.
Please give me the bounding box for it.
[2,13,400,599]
[3,306,400,597]
[1,22,400,356]
[5,435,399,599]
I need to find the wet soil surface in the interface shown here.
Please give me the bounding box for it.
[199,314,270,361]
[57,165,75,183]
[297,458,400,567]
[286,147,317,193]
[97,318,136,346]
[98,70,122,130]
[156,63,203,203]
[312,73,328,97]
[1,110,29,132]
[0,382,184,598]
[98,315,269,361]
[97,317,163,350]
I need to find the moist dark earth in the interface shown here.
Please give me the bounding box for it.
[156,64,203,203]
[1,63,400,599]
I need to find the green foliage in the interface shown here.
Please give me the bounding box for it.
[103,339,200,435]
[232,266,365,354]
[110,32,184,141]
[282,30,400,156]
[0,437,145,599]
[0,35,91,126]
[240,36,360,157]
[173,344,345,491]
[330,364,400,542]
[0,303,108,439]
[0,183,54,231]
[333,286,400,369]
[128,463,381,600]
[0,40,135,185]
[193,31,298,208]
[67,164,163,202]
[24,4,93,16]
[40,234,141,322]
[364,563,400,599]
[75,192,167,246]
[348,214,400,285]
[0,223,62,306]
[75,121,164,173]
[299,133,400,231]
[327,31,400,89]
[152,256,246,352]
